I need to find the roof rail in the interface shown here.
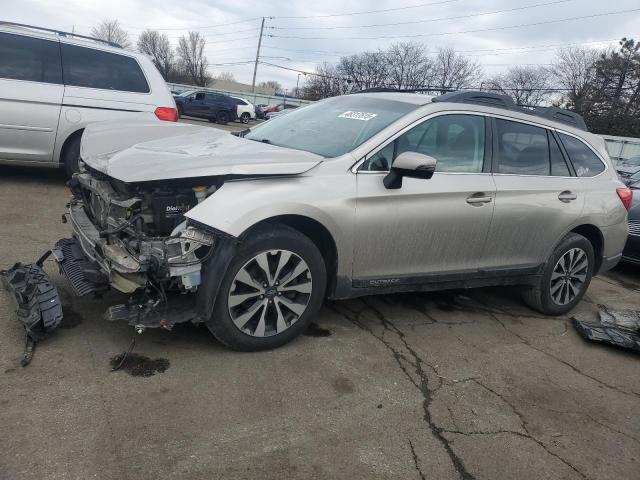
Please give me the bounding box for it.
[0,21,122,48]
[432,90,588,131]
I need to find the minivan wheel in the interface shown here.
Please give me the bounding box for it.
[240,112,251,124]
[216,110,229,124]
[63,135,82,178]
[207,224,326,351]
[521,233,594,315]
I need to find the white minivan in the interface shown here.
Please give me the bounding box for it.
[0,22,178,175]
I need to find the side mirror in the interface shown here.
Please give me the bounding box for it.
[383,152,437,189]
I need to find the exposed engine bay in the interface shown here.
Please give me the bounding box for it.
[66,168,220,296]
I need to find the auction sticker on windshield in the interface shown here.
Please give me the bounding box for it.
[338,111,378,121]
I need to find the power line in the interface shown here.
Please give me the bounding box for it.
[269,0,572,30]
[271,0,461,19]
[269,8,640,40]
[122,17,265,31]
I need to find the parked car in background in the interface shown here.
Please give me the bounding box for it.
[7,91,631,352]
[265,103,300,119]
[615,155,640,182]
[174,90,237,124]
[255,104,267,119]
[230,96,256,124]
[623,176,640,264]
[0,22,177,176]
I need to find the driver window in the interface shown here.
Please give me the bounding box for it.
[359,114,485,173]
[195,92,205,101]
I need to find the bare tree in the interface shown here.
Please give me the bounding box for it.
[386,42,434,89]
[485,66,553,106]
[217,72,236,82]
[91,20,131,49]
[176,32,210,86]
[259,80,282,92]
[338,50,389,91]
[301,62,350,100]
[432,47,482,92]
[137,29,174,80]
[551,47,600,113]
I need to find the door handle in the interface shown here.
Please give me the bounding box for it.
[558,191,577,203]
[466,193,492,205]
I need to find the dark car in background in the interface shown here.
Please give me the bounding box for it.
[254,104,266,119]
[623,175,640,265]
[174,90,237,124]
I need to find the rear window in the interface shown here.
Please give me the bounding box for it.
[0,32,62,84]
[559,133,605,177]
[61,44,149,93]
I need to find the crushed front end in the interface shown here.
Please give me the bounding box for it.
[57,168,221,329]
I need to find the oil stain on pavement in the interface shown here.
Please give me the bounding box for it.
[109,353,170,377]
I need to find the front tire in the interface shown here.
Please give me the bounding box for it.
[206,224,326,351]
[216,110,230,124]
[522,233,594,315]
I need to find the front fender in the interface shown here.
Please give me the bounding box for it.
[185,174,357,277]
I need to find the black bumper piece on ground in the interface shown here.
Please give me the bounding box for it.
[1,262,63,341]
[573,305,640,352]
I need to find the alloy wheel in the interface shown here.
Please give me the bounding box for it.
[228,250,313,337]
[550,248,588,305]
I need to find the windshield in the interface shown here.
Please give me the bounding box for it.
[245,96,418,157]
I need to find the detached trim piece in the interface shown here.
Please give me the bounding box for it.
[62,103,142,113]
[0,263,63,340]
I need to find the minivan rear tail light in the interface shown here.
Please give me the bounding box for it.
[155,107,178,122]
[616,187,633,210]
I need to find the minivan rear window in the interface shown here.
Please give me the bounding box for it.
[0,32,62,84]
[61,44,149,93]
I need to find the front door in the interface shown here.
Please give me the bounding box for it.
[353,113,496,284]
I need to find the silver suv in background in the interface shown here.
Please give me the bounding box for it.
[3,91,632,351]
[0,22,177,175]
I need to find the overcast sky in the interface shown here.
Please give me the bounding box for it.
[4,0,640,89]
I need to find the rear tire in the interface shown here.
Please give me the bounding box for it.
[521,233,594,315]
[216,110,229,125]
[63,135,82,178]
[206,224,326,351]
[240,112,250,124]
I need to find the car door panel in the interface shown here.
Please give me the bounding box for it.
[481,118,585,269]
[353,113,496,281]
[354,172,496,279]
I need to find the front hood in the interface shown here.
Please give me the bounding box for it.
[80,121,323,183]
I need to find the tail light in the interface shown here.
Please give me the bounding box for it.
[154,107,178,122]
[616,187,633,210]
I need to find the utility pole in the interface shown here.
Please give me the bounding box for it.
[251,17,265,100]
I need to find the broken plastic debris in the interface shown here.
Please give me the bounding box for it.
[572,305,640,352]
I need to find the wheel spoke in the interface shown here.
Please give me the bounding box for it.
[571,273,586,283]
[274,301,287,333]
[550,280,564,296]
[231,299,264,331]
[234,268,264,291]
[572,258,588,275]
[274,251,292,283]
[282,260,309,286]
[277,296,306,316]
[253,303,268,337]
[229,291,262,308]
[280,280,312,294]
[254,252,272,284]
[551,270,564,281]
[563,282,572,304]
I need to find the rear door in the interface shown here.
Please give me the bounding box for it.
[353,113,496,283]
[481,117,584,271]
[0,31,63,163]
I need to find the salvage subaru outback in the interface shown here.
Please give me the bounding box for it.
[2,91,632,351]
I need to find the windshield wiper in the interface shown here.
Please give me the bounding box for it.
[246,137,271,144]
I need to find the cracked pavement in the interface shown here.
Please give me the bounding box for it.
[1,165,639,480]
